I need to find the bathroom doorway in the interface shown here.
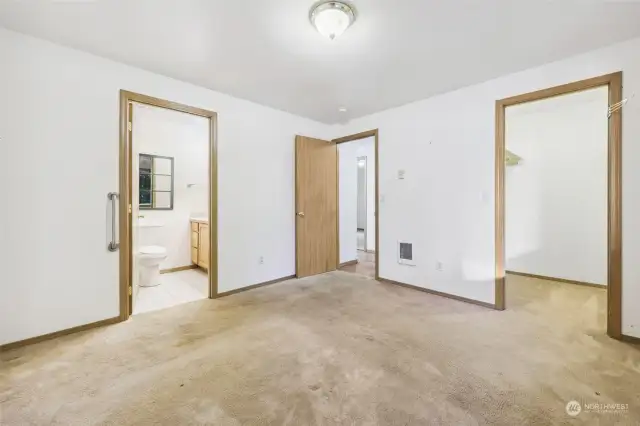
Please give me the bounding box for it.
[118,91,218,319]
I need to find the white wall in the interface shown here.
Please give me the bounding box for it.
[338,137,376,263]
[338,37,640,337]
[506,87,608,285]
[360,139,376,252]
[339,142,358,263]
[133,102,209,270]
[357,160,366,231]
[0,28,330,345]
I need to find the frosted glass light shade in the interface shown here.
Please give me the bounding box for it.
[310,2,356,40]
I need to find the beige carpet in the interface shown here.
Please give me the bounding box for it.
[1,272,639,425]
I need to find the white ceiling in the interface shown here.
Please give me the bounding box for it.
[2,0,640,124]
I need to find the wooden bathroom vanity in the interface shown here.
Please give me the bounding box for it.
[190,219,209,271]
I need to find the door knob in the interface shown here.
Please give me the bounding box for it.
[297,212,305,217]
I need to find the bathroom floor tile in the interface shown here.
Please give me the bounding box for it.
[133,268,208,315]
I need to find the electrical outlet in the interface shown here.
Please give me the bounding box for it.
[259,256,264,264]
[436,261,443,272]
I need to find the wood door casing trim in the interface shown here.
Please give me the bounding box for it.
[332,129,380,280]
[333,129,377,144]
[127,102,134,315]
[495,72,623,339]
[120,90,219,321]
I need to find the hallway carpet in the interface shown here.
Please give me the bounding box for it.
[1,272,639,425]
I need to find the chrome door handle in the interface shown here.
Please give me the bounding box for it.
[297,212,305,217]
[108,192,120,252]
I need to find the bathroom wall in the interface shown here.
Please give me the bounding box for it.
[133,102,209,270]
[0,28,331,346]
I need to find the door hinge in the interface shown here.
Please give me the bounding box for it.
[128,121,132,132]
[128,204,132,214]
[129,286,132,296]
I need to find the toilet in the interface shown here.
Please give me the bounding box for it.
[138,245,168,287]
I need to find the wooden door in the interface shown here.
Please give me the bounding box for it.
[295,135,338,277]
[198,224,210,269]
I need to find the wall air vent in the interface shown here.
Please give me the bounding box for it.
[398,241,415,266]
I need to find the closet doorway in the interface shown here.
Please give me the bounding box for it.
[494,72,623,339]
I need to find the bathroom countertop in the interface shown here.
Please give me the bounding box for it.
[190,217,209,224]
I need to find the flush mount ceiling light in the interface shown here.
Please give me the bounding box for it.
[310,1,356,40]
